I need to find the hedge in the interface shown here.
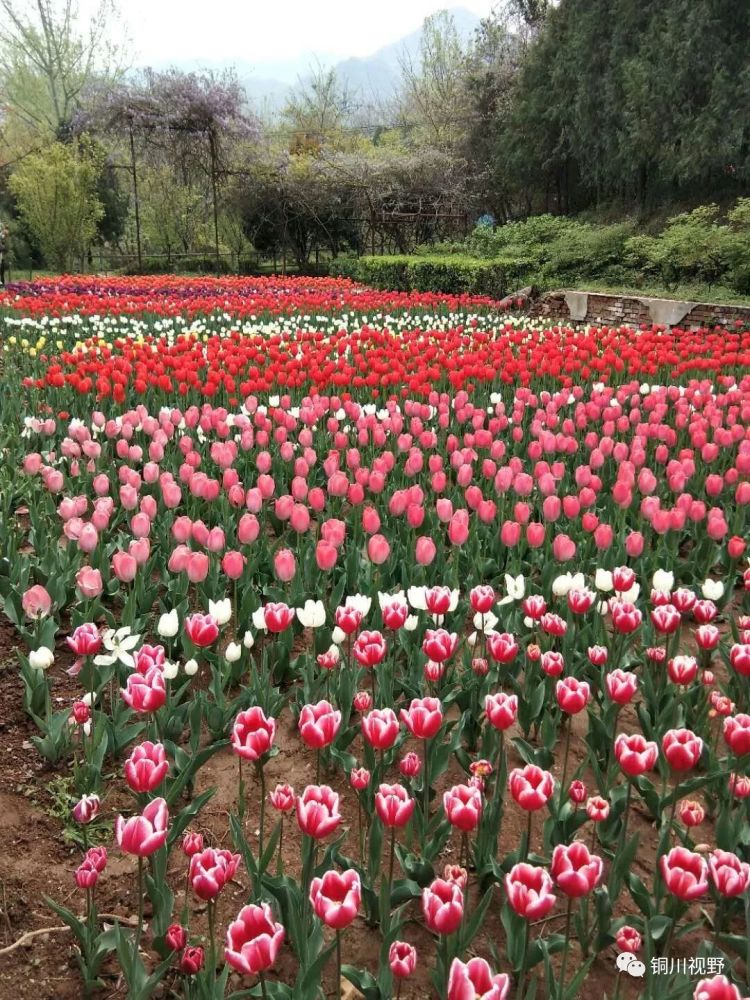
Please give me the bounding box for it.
[334,255,514,297]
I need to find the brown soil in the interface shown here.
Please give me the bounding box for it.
[0,616,720,1000]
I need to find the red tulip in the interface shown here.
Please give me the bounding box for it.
[662,728,703,772]
[185,612,219,647]
[361,708,399,750]
[298,700,341,749]
[124,741,169,793]
[484,692,518,731]
[389,940,417,979]
[422,628,459,663]
[231,707,276,761]
[375,782,415,827]
[615,925,641,953]
[309,868,361,929]
[224,903,285,975]
[505,862,556,919]
[486,632,519,664]
[443,783,483,832]
[179,946,205,975]
[508,765,555,811]
[605,669,638,705]
[115,797,169,857]
[352,630,387,667]
[269,783,295,812]
[555,676,591,714]
[296,784,341,839]
[550,841,603,897]
[121,666,166,714]
[693,975,747,1000]
[422,878,464,935]
[614,733,658,776]
[447,957,511,1000]
[708,849,750,897]
[660,847,709,900]
[189,847,241,900]
[400,697,443,740]
[165,924,188,952]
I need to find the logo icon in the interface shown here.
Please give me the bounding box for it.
[616,952,646,978]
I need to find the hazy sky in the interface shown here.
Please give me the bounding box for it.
[92,0,494,69]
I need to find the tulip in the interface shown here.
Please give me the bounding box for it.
[124,741,169,793]
[422,878,464,936]
[309,868,361,929]
[231,707,276,761]
[115,797,169,857]
[605,669,638,705]
[484,692,518,731]
[708,849,750,898]
[693,976,747,1000]
[273,548,296,582]
[165,924,188,952]
[182,831,204,857]
[678,799,705,827]
[189,847,241,900]
[447,957,511,1000]
[551,842,603,897]
[556,676,591,714]
[509,764,555,811]
[73,793,100,825]
[400,697,443,740]
[361,708,399,750]
[22,584,52,618]
[389,940,417,979]
[614,733,658,776]
[121,666,166,714]
[443,783,482,832]
[375,783,415,828]
[179,946,205,975]
[505,862,556,919]
[184,612,219,648]
[224,903,285,976]
[352,629,387,668]
[76,567,103,598]
[662,728,703,772]
[298,700,341,750]
[660,846,709,900]
[296,784,341,840]
[615,924,641,954]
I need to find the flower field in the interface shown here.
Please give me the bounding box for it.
[1,274,750,1000]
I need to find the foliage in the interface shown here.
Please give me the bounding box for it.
[8,138,104,270]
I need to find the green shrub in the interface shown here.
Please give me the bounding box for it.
[335,255,510,296]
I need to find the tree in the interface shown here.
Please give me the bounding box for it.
[399,10,471,148]
[283,63,355,152]
[9,137,103,268]
[0,0,125,143]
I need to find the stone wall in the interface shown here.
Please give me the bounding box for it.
[531,290,750,328]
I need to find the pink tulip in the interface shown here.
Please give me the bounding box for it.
[189,847,241,900]
[422,878,464,935]
[22,585,52,618]
[224,903,285,975]
[298,700,342,749]
[124,741,169,793]
[550,842,603,897]
[447,957,511,1000]
[121,666,166,714]
[115,797,169,857]
[375,783,415,827]
[231,707,276,761]
[296,784,341,839]
[309,869,361,929]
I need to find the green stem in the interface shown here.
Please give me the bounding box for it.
[336,929,342,995]
[558,719,572,814]
[516,918,529,999]
[257,761,266,860]
[423,738,430,821]
[557,897,574,1000]
[208,899,217,977]
[134,856,144,960]
[259,971,269,1000]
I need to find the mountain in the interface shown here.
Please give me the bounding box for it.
[146,7,482,114]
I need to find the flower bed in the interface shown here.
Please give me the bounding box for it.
[0,275,749,1000]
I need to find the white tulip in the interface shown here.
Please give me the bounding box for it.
[407,586,427,610]
[652,570,674,593]
[184,658,199,676]
[243,630,255,649]
[345,594,372,617]
[252,607,267,631]
[404,616,419,631]
[225,642,242,663]
[157,609,179,638]
[594,569,614,593]
[332,626,346,645]
[209,598,232,626]
[296,600,326,628]
[702,579,724,601]
[29,647,54,670]
[473,610,498,633]
[162,660,179,680]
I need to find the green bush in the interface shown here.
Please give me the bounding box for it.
[335,255,510,297]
